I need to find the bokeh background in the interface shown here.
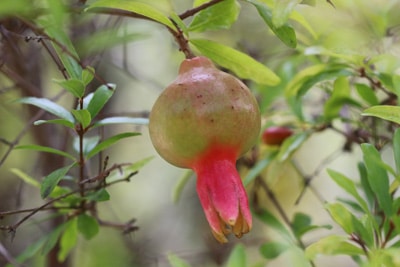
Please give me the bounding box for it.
[1,0,400,266]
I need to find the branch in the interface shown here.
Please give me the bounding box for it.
[179,0,225,20]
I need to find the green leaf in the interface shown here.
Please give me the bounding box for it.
[291,212,330,239]
[247,0,297,48]
[85,188,110,202]
[226,243,246,267]
[78,214,99,240]
[73,135,100,155]
[393,74,400,100]
[361,143,392,216]
[327,169,369,212]
[272,0,301,28]
[41,163,75,199]
[87,84,115,119]
[243,151,277,186]
[189,0,240,32]
[17,97,75,123]
[167,253,191,267]
[260,242,289,259]
[305,235,364,260]
[324,77,362,120]
[325,203,355,234]
[285,64,352,98]
[362,105,400,125]
[169,12,188,36]
[10,168,40,188]
[54,78,85,98]
[58,218,78,262]
[190,38,280,86]
[82,66,95,86]
[42,222,70,256]
[5,235,47,267]
[358,162,375,208]
[276,132,308,162]
[86,0,175,29]
[93,116,149,128]
[71,109,92,128]
[254,208,292,241]
[394,128,400,176]
[173,170,194,203]
[15,144,76,161]
[34,119,75,128]
[355,83,379,106]
[86,132,140,159]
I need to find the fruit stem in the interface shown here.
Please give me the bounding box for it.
[169,20,195,59]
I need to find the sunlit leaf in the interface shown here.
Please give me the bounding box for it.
[15,144,76,161]
[86,0,175,29]
[361,143,392,216]
[362,105,400,125]
[86,132,140,159]
[78,214,99,240]
[93,116,149,128]
[17,97,75,123]
[87,84,115,119]
[41,163,75,199]
[189,0,240,32]
[394,129,400,177]
[190,38,280,85]
[58,218,78,262]
[226,243,246,267]
[305,235,364,259]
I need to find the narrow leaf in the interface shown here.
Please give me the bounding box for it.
[85,188,110,202]
[355,83,379,106]
[327,169,369,212]
[86,132,140,159]
[254,208,292,241]
[10,168,40,188]
[42,222,70,256]
[273,0,301,28]
[93,116,149,128]
[243,151,277,186]
[362,105,400,125]
[190,38,280,86]
[173,170,194,203]
[15,144,76,160]
[276,132,308,162]
[82,66,95,86]
[73,135,100,155]
[77,214,99,240]
[41,163,75,198]
[106,156,154,182]
[17,97,74,123]
[34,119,74,128]
[361,143,392,216]
[86,1,175,29]
[87,84,115,119]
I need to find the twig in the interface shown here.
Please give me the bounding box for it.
[179,0,225,20]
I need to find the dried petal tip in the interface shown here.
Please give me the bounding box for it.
[193,146,252,243]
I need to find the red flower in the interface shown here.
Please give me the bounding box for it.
[192,145,252,243]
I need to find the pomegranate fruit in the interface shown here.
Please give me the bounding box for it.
[149,56,260,243]
[262,126,293,146]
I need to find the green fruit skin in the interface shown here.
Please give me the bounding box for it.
[149,57,261,168]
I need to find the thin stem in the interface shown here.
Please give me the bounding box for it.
[178,0,225,20]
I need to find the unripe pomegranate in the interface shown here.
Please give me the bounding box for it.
[262,126,293,146]
[149,56,260,242]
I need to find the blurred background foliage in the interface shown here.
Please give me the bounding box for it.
[1,0,400,266]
